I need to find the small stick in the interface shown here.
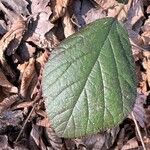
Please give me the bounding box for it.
[14,103,37,143]
[131,111,147,150]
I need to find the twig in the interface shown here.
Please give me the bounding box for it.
[14,102,37,143]
[130,39,150,52]
[131,111,147,150]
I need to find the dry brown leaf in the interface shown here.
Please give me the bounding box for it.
[36,118,50,128]
[74,127,120,150]
[31,50,49,98]
[32,13,54,38]
[142,51,150,89]
[0,16,26,80]
[36,109,50,127]
[72,0,106,28]
[25,0,55,49]
[15,101,35,109]
[0,69,18,98]
[0,94,19,114]
[36,50,49,75]
[132,93,147,128]
[0,69,17,91]
[141,17,150,46]
[124,0,144,46]
[107,0,132,21]
[0,110,23,127]
[0,31,15,63]
[81,1,106,26]
[93,0,117,10]
[30,125,46,150]
[121,137,139,150]
[62,10,75,37]
[50,0,70,22]
[19,58,37,98]
[127,0,144,26]
[14,139,29,150]
[145,106,150,128]
[4,18,26,56]
[1,0,29,17]
[18,43,36,61]
[36,109,47,118]
[139,72,147,94]
[0,1,19,22]
[0,3,26,44]
[83,8,105,25]
[0,135,9,149]
[45,127,64,150]
[0,87,7,103]
[17,61,28,81]
[143,136,150,150]
[19,50,49,100]
[26,13,54,49]
[0,14,26,59]
[45,31,60,48]
[0,20,7,35]
[31,0,51,14]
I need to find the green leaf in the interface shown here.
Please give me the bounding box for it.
[42,17,137,138]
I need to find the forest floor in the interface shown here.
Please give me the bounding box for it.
[0,0,150,149]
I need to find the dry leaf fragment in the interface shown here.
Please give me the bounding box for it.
[127,0,144,26]
[28,0,54,48]
[0,135,9,149]
[141,17,150,46]
[0,69,16,90]
[142,51,150,88]
[121,137,139,150]
[0,94,19,114]
[0,69,18,94]
[30,125,46,150]
[5,17,26,56]
[1,0,29,16]
[62,10,75,37]
[0,16,26,81]
[44,127,64,150]
[32,13,54,38]
[31,0,51,14]
[19,58,37,98]
[73,0,106,27]
[0,110,23,127]
[26,13,54,49]
[0,16,26,58]
[124,0,144,47]
[0,20,7,35]
[15,101,35,109]
[92,0,117,10]
[36,118,51,128]
[108,2,131,21]
[31,50,49,98]
[50,0,70,22]
[0,1,19,22]
[18,42,36,62]
[19,50,49,100]
[132,93,147,128]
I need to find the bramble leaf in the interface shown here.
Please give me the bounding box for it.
[43,17,137,138]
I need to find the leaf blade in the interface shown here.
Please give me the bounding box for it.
[43,18,137,138]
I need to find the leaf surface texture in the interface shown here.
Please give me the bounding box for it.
[43,18,137,138]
